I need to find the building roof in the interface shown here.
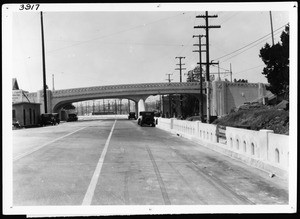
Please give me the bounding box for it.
[13,102,41,106]
[12,78,19,90]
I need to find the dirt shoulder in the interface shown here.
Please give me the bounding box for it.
[212,103,289,135]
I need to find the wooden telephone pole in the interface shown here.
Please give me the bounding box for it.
[175,57,186,118]
[194,11,221,123]
[166,73,173,118]
[193,34,206,122]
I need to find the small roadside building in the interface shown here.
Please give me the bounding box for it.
[12,78,41,127]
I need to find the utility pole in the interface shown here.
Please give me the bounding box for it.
[52,74,55,91]
[92,100,95,115]
[193,34,206,122]
[85,102,88,115]
[194,11,221,123]
[159,94,163,115]
[230,63,233,82]
[128,100,130,113]
[119,99,122,114]
[81,102,83,116]
[166,73,173,83]
[217,61,221,80]
[269,11,275,46]
[40,11,47,113]
[103,99,106,113]
[166,73,173,118]
[175,57,186,83]
[175,57,186,118]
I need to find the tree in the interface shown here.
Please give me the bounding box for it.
[182,94,199,117]
[181,65,204,118]
[186,66,205,82]
[234,79,248,83]
[259,25,289,100]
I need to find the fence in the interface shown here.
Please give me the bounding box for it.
[156,118,289,178]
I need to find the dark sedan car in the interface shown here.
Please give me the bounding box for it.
[67,113,78,122]
[137,111,156,127]
[39,113,59,126]
[128,112,137,120]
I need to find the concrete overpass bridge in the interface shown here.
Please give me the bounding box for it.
[26,80,267,118]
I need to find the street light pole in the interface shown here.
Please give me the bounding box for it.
[40,11,47,113]
[269,11,275,46]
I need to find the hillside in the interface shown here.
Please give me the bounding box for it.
[212,103,289,135]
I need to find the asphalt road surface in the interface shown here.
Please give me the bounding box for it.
[13,117,288,206]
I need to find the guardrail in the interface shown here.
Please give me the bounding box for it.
[156,117,289,178]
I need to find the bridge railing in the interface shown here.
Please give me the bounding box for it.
[156,117,289,178]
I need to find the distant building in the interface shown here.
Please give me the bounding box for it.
[12,78,41,127]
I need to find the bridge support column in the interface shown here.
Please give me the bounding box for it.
[212,81,226,116]
[138,99,146,115]
[134,101,139,117]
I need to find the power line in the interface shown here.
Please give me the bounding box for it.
[214,23,288,61]
[47,12,190,54]
[219,12,239,25]
[233,64,265,75]
[221,29,283,63]
[91,42,187,47]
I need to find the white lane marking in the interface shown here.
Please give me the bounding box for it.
[82,120,117,205]
[13,126,88,162]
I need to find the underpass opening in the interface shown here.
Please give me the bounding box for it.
[58,98,140,121]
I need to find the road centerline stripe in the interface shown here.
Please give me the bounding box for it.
[82,120,117,205]
[13,126,88,162]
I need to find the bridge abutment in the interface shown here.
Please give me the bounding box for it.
[212,80,227,116]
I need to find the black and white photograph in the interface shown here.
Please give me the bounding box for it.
[2,2,297,216]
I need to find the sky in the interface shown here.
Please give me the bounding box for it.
[6,3,293,93]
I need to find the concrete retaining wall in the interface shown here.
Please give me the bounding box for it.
[156,118,289,178]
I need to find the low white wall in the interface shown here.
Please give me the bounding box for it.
[157,117,173,131]
[268,133,289,169]
[156,117,289,178]
[225,127,271,161]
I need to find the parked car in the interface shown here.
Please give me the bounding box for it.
[137,111,156,127]
[128,112,137,120]
[67,113,78,122]
[39,113,59,126]
[12,118,21,128]
[52,113,60,124]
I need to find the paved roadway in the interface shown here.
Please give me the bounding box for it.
[13,117,288,206]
